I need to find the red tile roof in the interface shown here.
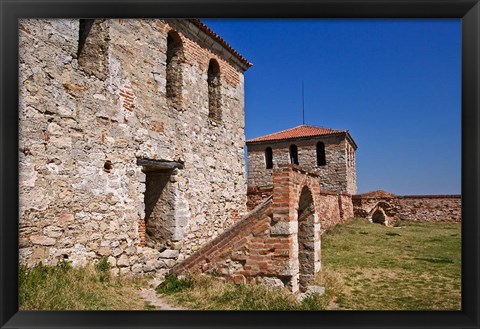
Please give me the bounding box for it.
[189,19,252,69]
[246,125,348,143]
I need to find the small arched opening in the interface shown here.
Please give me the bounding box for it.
[208,59,222,121]
[289,144,299,165]
[297,186,316,291]
[372,209,386,225]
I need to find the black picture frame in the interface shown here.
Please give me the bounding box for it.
[1,0,478,328]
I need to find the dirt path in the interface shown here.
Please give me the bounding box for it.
[138,278,186,310]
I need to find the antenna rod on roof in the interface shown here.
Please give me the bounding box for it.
[302,80,305,125]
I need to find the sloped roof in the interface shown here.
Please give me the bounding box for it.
[189,19,252,69]
[247,125,356,148]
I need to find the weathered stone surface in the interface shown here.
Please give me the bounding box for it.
[107,256,117,267]
[132,263,143,274]
[18,18,249,272]
[117,254,129,267]
[30,236,56,246]
[159,249,179,259]
[298,285,326,301]
[43,226,63,238]
[260,277,285,288]
[270,221,298,236]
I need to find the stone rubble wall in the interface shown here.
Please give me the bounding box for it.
[352,194,461,224]
[19,19,248,274]
[396,195,461,222]
[247,134,356,194]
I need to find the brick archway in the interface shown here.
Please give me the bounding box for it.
[297,185,318,290]
[173,164,348,293]
[271,164,322,292]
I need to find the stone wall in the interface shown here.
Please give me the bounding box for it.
[19,19,249,274]
[352,193,461,224]
[396,195,461,222]
[247,134,356,194]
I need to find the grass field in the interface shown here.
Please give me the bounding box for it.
[157,219,461,310]
[19,219,460,310]
[322,218,461,310]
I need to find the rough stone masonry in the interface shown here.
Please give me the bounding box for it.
[19,18,251,275]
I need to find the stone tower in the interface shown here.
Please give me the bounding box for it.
[246,125,357,195]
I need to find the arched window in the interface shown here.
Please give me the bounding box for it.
[208,59,222,121]
[166,31,183,101]
[265,147,273,169]
[289,144,299,165]
[316,141,326,166]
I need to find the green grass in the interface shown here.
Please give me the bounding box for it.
[19,260,149,310]
[322,218,461,310]
[21,219,460,311]
[156,219,461,311]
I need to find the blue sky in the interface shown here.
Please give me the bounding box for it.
[202,19,462,195]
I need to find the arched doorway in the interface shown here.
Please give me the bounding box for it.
[371,208,386,224]
[297,186,316,290]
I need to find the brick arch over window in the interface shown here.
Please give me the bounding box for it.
[208,59,222,121]
[166,30,184,102]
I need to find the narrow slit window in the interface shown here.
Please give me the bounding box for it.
[289,144,299,165]
[316,142,326,166]
[208,59,222,121]
[77,19,95,58]
[166,30,184,101]
[265,147,273,169]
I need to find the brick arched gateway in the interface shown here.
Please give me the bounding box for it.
[172,164,352,293]
[297,186,320,290]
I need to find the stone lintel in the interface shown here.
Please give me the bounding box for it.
[137,158,184,171]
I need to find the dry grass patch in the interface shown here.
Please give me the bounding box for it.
[156,274,342,310]
[20,260,150,310]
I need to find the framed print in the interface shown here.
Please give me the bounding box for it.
[1,0,479,328]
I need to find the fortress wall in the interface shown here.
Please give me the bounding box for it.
[352,194,461,223]
[395,195,461,222]
[19,19,248,274]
